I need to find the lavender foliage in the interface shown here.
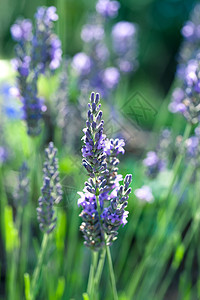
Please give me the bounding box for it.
[37,142,62,234]
[78,92,132,250]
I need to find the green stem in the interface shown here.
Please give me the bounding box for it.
[31,233,49,300]
[165,122,192,201]
[8,206,23,300]
[94,248,106,289]
[116,205,143,281]
[87,251,98,299]
[106,246,118,300]
[126,163,195,299]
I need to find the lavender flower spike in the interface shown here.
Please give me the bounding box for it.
[101,174,132,245]
[79,92,132,249]
[37,142,62,234]
[82,92,106,178]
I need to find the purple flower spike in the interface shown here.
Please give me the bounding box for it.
[72,52,92,76]
[37,142,62,234]
[78,92,132,250]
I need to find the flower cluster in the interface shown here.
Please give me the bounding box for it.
[185,125,200,167]
[96,0,120,18]
[78,92,132,250]
[143,129,171,178]
[11,6,62,136]
[32,6,62,73]
[0,107,9,164]
[71,1,138,99]
[21,73,45,136]
[112,21,138,73]
[37,142,62,234]
[169,4,200,123]
[179,4,200,65]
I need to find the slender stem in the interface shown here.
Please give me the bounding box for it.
[106,246,118,300]
[165,122,192,201]
[31,233,49,299]
[87,251,98,299]
[8,206,23,300]
[94,248,106,289]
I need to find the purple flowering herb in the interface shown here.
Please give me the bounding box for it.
[143,128,171,179]
[135,185,154,203]
[96,0,120,18]
[101,174,132,245]
[11,19,33,42]
[72,52,92,76]
[184,125,200,166]
[81,23,104,43]
[32,6,62,73]
[43,142,63,204]
[0,84,22,119]
[11,6,61,136]
[170,56,200,124]
[21,73,44,136]
[101,67,120,89]
[37,142,62,234]
[143,151,165,178]
[170,4,200,123]
[180,4,200,64]
[78,92,132,250]
[111,21,138,73]
[0,146,8,164]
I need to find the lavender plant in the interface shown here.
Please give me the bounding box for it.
[11,6,62,136]
[78,92,132,299]
[28,142,62,300]
[37,142,62,233]
[71,0,138,99]
[143,128,171,178]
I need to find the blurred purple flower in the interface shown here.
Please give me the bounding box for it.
[112,21,137,54]
[135,185,154,203]
[11,19,32,42]
[101,67,120,89]
[81,24,104,43]
[0,146,8,164]
[96,0,120,18]
[32,6,62,73]
[0,84,22,119]
[143,151,165,178]
[72,52,92,76]
[112,21,138,73]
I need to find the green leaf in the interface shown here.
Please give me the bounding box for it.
[82,293,90,300]
[24,273,31,300]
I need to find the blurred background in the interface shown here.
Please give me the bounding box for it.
[0,1,200,300]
